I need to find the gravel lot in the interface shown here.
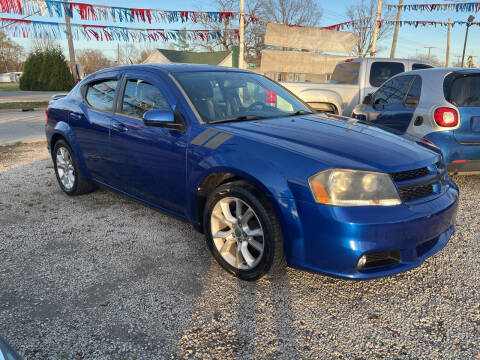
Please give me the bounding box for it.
[0,142,479,360]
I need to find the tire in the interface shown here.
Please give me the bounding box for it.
[204,181,285,281]
[53,139,95,196]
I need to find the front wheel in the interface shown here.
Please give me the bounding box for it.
[204,181,285,280]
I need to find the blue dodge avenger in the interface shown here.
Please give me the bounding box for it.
[46,64,458,280]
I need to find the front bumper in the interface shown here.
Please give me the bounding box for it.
[282,183,458,279]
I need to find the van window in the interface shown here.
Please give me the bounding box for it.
[413,63,433,70]
[330,62,360,85]
[370,62,405,87]
[85,80,118,112]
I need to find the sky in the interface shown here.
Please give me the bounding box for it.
[3,0,479,65]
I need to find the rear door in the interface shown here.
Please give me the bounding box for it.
[447,74,480,144]
[72,74,121,181]
[368,75,417,134]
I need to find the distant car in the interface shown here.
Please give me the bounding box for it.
[0,337,21,360]
[282,57,434,115]
[352,68,480,174]
[46,64,458,280]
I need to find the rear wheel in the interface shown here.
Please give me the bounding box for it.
[204,181,285,280]
[53,139,95,195]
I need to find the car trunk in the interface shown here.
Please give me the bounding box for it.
[446,73,480,144]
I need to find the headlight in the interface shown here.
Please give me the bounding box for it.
[308,169,401,206]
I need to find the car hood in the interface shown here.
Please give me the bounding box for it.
[214,114,439,173]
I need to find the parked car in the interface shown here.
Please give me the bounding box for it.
[46,64,458,280]
[0,337,21,360]
[352,68,480,174]
[282,58,434,116]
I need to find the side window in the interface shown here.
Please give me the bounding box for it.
[85,79,118,112]
[405,76,422,106]
[412,63,433,70]
[374,76,413,105]
[370,62,405,87]
[121,79,170,119]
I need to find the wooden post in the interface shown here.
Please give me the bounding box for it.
[63,0,77,82]
[239,0,245,69]
[390,0,403,58]
[446,18,451,67]
[370,0,383,57]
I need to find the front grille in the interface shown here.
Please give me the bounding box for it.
[390,162,443,202]
[391,167,429,181]
[399,184,434,202]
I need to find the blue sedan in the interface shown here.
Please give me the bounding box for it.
[46,64,458,280]
[352,68,480,174]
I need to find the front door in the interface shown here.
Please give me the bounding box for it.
[369,75,417,134]
[108,71,188,216]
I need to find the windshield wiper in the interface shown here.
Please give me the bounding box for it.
[279,110,315,118]
[209,115,267,124]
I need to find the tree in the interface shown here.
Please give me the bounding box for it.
[20,48,74,91]
[0,31,25,72]
[77,49,113,76]
[31,38,59,52]
[174,28,192,52]
[257,0,323,27]
[346,0,393,57]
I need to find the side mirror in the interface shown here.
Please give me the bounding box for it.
[405,96,419,108]
[363,93,373,105]
[143,109,175,127]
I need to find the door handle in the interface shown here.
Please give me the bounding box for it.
[112,122,128,133]
[70,113,82,121]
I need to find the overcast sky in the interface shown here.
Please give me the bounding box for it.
[4,0,479,64]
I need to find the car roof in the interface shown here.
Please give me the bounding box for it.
[93,63,250,76]
[398,67,480,77]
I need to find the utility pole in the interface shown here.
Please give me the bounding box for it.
[63,0,77,82]
[424,46,435,59]
[238,0,245,69]
[370,0,383,57]
[461,15,475,67]
[446,18,451,67]
[390,0,403,58]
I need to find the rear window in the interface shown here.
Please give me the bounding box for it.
[446,75,480,107]
[330,62,360,85]
[369,62,405,87]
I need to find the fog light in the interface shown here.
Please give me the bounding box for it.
[357,255,367,269]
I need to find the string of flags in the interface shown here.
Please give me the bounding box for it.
[382,19,480,27]
[386,2,480,13]
[0,0,260,24]
[320,17,372,31]
[0,17,240,42]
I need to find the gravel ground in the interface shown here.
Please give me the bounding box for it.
[0,142,479,360]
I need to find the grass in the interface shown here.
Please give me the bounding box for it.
[0,82,20,91]
[0,101,49,110]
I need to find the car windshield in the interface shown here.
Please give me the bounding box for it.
[174,71,312,123]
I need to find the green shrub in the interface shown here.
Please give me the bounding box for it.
[20,48,74,91]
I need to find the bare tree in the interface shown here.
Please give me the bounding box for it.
[257,0,323,27]
[409,53,442,67]
[346,0,393,57]
[31,38,60,52]
[0,31,24,72]
[77,49,113,75]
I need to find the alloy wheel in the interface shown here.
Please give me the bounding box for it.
[56,146,75,190]
[210,197,265,270]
